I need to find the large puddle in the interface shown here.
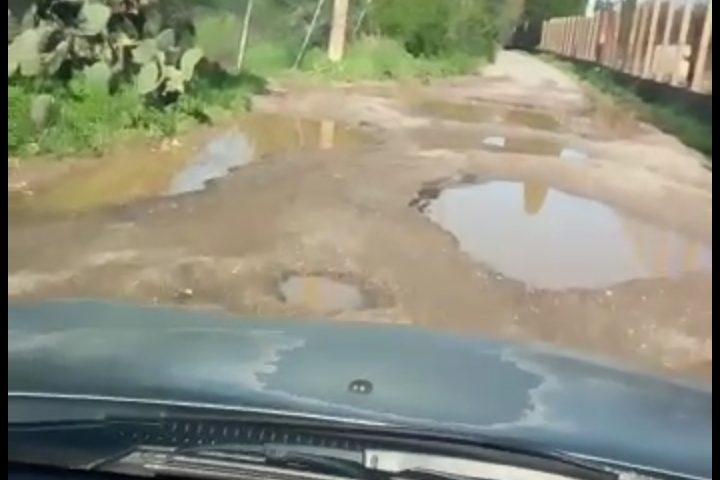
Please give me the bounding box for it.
[415,180,712,290]
[9,113,362,214]
[414,99,561,131]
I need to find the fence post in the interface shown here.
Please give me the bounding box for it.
[690,0,712,92]
[328,0,349,62]
[655,0,676,80]
[625,1,641,71]
[672,0,693,85]
[608,10,623,68]
[642,0,662,77]
[632,2,651,74]
[589,13,601,60]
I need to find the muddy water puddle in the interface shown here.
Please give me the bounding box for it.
[413,99,561,131]
[278,274,369,312]
[414,180,712,290]
[9,113,363,214]
[411,127,589,160]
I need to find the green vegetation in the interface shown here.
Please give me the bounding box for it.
[8,0,264,158]
[521,0,585,22]
[9,0,528,159]
[544,56,712,158]
[300,37,479,81]
[8,70,260,156]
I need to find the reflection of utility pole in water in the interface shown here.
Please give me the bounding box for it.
[320,120,336,149]
[302,278,320,309]
[523,182,549,215]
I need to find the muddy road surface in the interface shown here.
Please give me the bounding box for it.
[8,52,712,381]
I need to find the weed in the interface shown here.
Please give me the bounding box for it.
[543,56,712,157]
[300,37,478,81]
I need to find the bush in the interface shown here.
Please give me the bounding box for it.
[8,67,264,157]
[369,0,502,59]
[300,37,478,81]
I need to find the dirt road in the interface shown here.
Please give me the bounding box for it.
[8,52,712,380]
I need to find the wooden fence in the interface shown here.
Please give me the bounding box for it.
[539,0,712,94]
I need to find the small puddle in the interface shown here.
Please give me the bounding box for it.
[9,113,362,214]
[414,99,560,131]
[414,180,712,290]
[278,274,368,312]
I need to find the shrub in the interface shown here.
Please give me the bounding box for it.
[369,0,502,59]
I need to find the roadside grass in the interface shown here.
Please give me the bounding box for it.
[541,55,712,158]
[299,37,480,81]
[7,69,265,158]
[10,14,485,161]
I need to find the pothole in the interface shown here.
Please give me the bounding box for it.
[277,274,372,312]
[412,99,560,131]
[9,113,365,214]
[412,178,712,290]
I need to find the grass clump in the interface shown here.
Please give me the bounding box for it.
[300,37,478,81]
[8,68,265,158]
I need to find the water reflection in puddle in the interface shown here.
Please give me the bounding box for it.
[9,114,362,213]
[415,181,712,290]
[278,275,367,311]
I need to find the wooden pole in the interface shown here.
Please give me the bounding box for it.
[294,0,327,69]
[236,0,254,72]
[690,0,712,91]
[672,0,693,85]
[328,0,349,62]
[642,0,662,77]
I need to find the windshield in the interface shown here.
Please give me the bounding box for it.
[7,0,712,479]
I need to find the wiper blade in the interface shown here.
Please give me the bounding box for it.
[100,444,616,480]
[188,443,372,479]
[100,444,375,480]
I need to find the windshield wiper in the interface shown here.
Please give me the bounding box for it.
[97,443,617,480]
[99,444,377,480]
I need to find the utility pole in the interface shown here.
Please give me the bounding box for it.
[328,0,349,62]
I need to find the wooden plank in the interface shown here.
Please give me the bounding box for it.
[609,10,623,67]
[632,2,651,75]
[567,17,576,56]
[655,0,676,80]
[672,0,693,85]
[582,17,592,59]
[571,16,580,57]
[589,14,602,61]
[625,2,642,71]
[642,0,663,77]
[690,0,712,91]
[562,17,572,55]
